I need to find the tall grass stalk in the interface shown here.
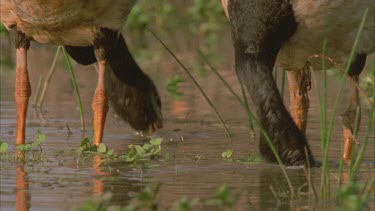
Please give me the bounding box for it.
[353,104,361,138]
[321,38,330,200]
[37,46,61,107]
[256,127,295,198]
[348,106,362,174]
[202,55,295,196]
[325,8,368,154]
[198,50,254,136]
[315,9,368,200]
[362,174,375,200]
[240,82,255,137]
[61,47,85,132]
[349,100,374,181]
[148,28,295,197]
[311,39,329,199]
[33,75,43,106]
[336,145,345,186]
[147,28,231,138]
[308,54,372,105]
[198,50,244,105]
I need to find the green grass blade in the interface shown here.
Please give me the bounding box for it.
[147,28,232,139]
[337,144,344,187]
[240,82,255,137]
[37,46,61,107]
[326,8,368,153]
[33,75,43,106]
[319,8,368,199]
[321,38,330,200]
[350,106,374,180]
[61,47,85,132]
[198,50,244,106]
[198,50,254,136]
[148,28,295,197]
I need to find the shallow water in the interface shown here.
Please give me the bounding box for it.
[0,39,374,210]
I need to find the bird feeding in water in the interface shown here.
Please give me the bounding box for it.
[0,0,163,147]
[221,0,374,165]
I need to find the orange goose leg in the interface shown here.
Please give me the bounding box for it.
[92,29,109,146]
[341,53,366,162]
[286,67,310,134]
[342,75,360,161]
[11,31,31,146]
[91,61,108,146]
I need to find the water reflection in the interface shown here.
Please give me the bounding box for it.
[15,151,30,211]
[169,99,189,119]
[92,155,105,195]
[0,35,373,210]
[91,155,146,206]
[259,168,311,210]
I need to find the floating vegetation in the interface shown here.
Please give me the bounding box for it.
[16,129,46,151]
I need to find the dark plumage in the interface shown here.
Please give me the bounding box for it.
[223,0,374,165]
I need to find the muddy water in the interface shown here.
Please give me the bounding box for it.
[0,38,374,210]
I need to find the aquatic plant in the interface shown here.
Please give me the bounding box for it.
[0,140,8,153]
[119,138,163,163]
[16,129,46,151]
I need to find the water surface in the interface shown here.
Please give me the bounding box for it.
[0,38,374,210]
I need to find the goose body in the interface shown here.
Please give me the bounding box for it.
[277,0,375,70]
[1,0,162,148]
[222,0,374,70]
[0,0,135,45]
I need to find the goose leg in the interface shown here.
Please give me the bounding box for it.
[287,67,311,135]
[91,61,108,146]
[342,54,366,161]
[11,31,31,146]
[92,30,109,146]
[342,76,360,161]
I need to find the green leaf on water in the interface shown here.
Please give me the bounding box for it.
[142,143,153,151]
[0,142,8,153]
[16,144,31,151]
[221,149,234,159]
[150,138,162,146]
[36,129,46,142]
[76,147,84,154]
[107,149,114,156]
[80,138,90,147]
[165,152,171,161]
[31,142,38,147]
[135,145,146,156]
[98,143,107,153]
